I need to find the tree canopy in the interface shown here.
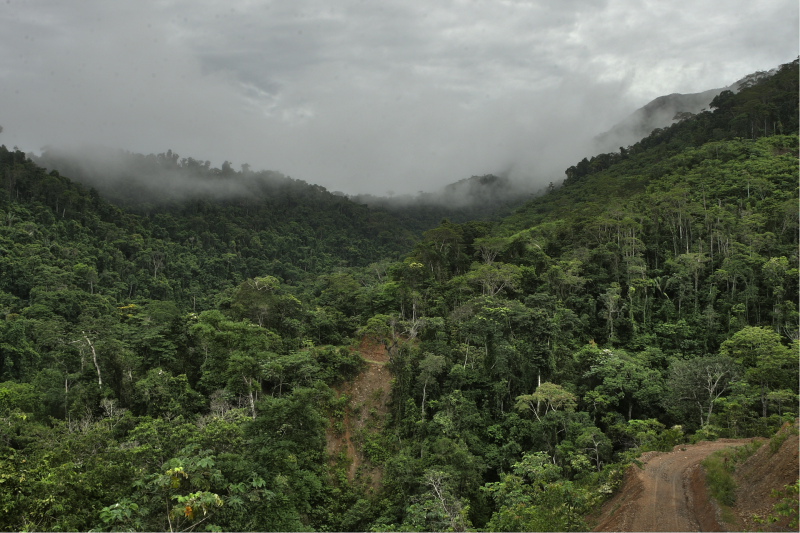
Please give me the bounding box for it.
[0,59,797,531]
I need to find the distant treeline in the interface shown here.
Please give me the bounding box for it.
[565,58,798,185]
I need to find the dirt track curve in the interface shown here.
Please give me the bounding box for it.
[593,439,752,532]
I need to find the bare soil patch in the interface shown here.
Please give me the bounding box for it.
[731,423,799,531]
[593,425,799,532]
[593,439,753,532]
[326,338,392,489]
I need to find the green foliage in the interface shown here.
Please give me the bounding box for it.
[0,63,796,530]
[703,454,738,506]
[720,326,799,419]
[134,368,205,418]
[758,481,800,529]
[609,418,678,451]
[97,498,142,532]
[702,440,763,506]
[583,349,664,421]
[483,452,593,531]
[0,381,39,416]
[665,355,739,429]
[516,382,577,421]
[768,420,799,455]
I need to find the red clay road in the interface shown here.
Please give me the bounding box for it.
[594,439,751,532]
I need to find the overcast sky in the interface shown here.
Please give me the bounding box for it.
[1,0,797,195]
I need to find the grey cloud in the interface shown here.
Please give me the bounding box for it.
[1,0,796,196]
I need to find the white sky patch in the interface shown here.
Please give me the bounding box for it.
[1,0,797,195]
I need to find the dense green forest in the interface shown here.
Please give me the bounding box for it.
[0,59,797,531]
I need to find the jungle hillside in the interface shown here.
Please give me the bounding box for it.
[0,59,798,531]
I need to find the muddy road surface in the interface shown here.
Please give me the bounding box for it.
[593,439,752,532]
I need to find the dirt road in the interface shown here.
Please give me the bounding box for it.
[593,439,752,532]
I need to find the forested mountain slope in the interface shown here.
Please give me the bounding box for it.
[497,134,798,349]
[34,146,422,284]
[594,87,726,153]
[351,173,539,233]
[0,59,796,532]
[37,147,534,250]
[592,66,778,153]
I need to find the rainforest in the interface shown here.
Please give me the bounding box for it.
[0,59,798,531]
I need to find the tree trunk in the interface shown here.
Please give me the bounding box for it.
[536,373,542,413]
[83,333,102,388]
[244,376,257,419]
[421,380,427,417]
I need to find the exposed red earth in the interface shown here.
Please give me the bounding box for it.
[326,338,392,487]
[593,427,798,532]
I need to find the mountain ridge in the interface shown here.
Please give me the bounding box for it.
[594,67,780,153]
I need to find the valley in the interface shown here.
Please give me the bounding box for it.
[0,58,797,531]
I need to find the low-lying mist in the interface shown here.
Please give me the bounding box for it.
[33,143,546,214]
[16,69,638,200]
[35,145,302,207]
[29,66,764,210]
